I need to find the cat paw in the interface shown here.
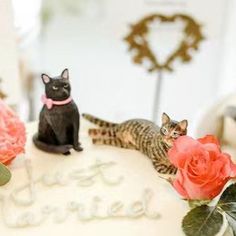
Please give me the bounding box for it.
[63,151,71,155]
[74,145,83,152]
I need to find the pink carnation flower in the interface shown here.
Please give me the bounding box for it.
[0,100,26,165]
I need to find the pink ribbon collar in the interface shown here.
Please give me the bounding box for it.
[41,95,72,109]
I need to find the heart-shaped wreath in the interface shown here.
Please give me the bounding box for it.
[124,14,204,73]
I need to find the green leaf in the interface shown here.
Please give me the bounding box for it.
[217,183,236,236]
[182,205,223,236]
[218,183,236,211]
[0,163,11,186]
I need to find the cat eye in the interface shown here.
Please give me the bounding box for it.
[172,132,180,138]
[52,86,59,91]
[161,127,168,135]
[64,84,69,88]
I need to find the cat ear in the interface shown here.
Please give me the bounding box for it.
[41,74,51,84]
[61,68,69,80]
[178,120,188,130]
[162,113,170,124]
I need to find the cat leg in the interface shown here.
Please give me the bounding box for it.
[72,118,83,152]
[49,124,72,155]
[116,130,137,147]
[88,128,117,139]
[92,138,137,149]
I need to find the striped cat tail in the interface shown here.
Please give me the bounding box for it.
[82,113,118,128]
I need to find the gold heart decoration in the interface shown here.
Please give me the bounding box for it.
[124,14,204,73]
[0,91,7,99]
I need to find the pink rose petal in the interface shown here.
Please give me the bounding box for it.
[0,100,26,165]
[168,135,236,200]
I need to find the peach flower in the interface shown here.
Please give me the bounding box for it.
[0,100,26,165]
[168,135,236,200]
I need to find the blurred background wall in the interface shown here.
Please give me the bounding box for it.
[218,0,236,96]
[0,0,21,107]
[1,0,236,133]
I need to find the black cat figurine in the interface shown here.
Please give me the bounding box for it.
[33,68,83,155]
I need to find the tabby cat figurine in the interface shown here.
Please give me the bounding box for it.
[33,69,83,155]
[83,113,188,175]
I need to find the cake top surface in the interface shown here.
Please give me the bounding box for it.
[0,120,194,236]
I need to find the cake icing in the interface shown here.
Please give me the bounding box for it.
[0,120,230,236]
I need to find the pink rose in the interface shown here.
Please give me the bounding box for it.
[0,100,26,165]
[168,135,236,200]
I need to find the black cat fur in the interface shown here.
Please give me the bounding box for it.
[33,68,83,155]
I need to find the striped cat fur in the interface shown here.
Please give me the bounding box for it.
[83,113,188,175]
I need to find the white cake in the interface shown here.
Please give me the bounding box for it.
[0,119,229,236]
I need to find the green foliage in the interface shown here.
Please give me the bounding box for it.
[0,163,11,186]
[182,183,236,236]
